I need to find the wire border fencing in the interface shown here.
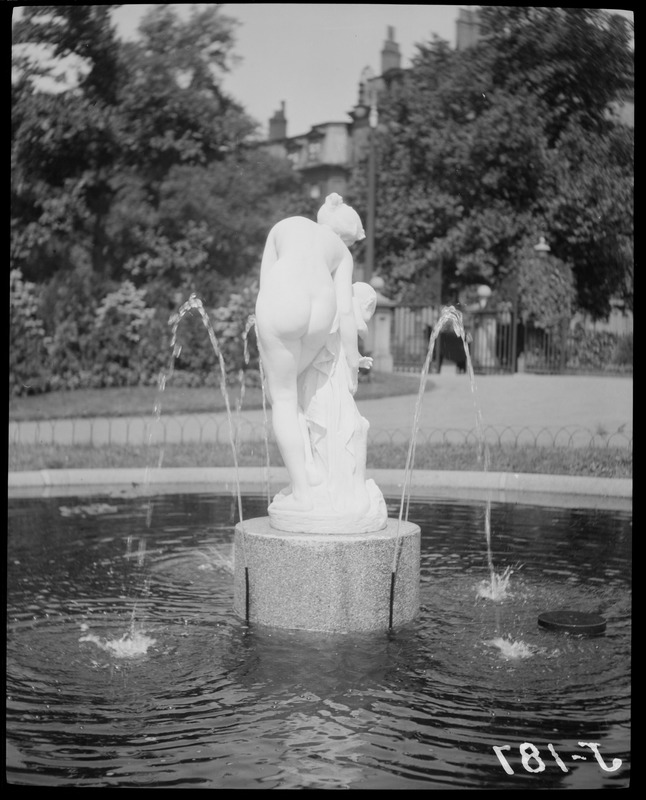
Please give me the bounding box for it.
[9,414,633,453]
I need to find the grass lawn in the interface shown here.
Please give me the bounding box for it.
[8,371,426,421]
[9,439,632,479]
[8,372,632,479]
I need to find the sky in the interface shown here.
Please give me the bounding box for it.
[111,4,465,137]
[14,4,634,140]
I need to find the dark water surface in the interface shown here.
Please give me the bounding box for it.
[7,493,631,788]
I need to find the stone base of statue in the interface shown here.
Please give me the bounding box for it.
[267,478,388,534]
[233,517,420,633]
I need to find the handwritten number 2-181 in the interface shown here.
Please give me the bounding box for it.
[493,742,622,774]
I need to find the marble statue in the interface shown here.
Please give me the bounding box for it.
[255,193,388,533]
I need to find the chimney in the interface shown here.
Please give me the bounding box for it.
[268,101,287,141]
[456,8,482,51]
[380,26,401,73]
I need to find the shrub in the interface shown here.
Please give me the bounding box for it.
[210,279,260,377]
[169,279,260,386]
[92,280,157,386]
[11,268,262,393]
[9,269,51,395]
[40,269,103,391]
[567,323,620,371]
[612,333,632,366]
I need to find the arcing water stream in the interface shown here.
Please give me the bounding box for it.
[395,305,509,603]
[144,294,244,527]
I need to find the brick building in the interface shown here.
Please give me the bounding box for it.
[262,8,632,199]
[263,25,405,202]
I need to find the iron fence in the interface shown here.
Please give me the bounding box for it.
[392,305,633,376]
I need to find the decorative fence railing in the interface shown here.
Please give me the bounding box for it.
[8,415,633,457]
[392,305,633,375]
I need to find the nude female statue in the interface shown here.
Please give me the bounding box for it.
[254,193,368,513]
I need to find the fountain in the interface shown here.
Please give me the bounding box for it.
[6,196,631,787]
[233,196,513,632]
[234,194,420,632]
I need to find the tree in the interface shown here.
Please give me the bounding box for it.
[12,5,125,279]
[540,121,634,316]
[12,4,123,104]
[478,7,634,145]
[117,4,257,193]
[353,38,549,301]
[10,3,311,393]
[11,4,260,284]
[349,7,633,318]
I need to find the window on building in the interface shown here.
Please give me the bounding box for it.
[307,141,321,164]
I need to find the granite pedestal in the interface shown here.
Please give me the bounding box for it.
[233,517,420,632]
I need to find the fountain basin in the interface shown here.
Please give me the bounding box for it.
[6,478,631,789]
[234,517,420,632]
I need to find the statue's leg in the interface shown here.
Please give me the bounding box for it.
[258,331,314,510]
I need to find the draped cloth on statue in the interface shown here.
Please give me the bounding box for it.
[267,320,388,534]
[301,329,356,510]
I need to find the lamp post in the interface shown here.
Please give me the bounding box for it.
[365,98,378,287]
[511,236,551,373]
[533,235,566,372]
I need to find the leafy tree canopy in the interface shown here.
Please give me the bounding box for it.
[350,6,633,319]
[11,3,300,298]
[117,4,257,186]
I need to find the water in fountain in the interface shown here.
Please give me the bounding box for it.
[6,492,631,788]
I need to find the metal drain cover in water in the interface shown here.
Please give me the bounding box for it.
[538,610,606,635]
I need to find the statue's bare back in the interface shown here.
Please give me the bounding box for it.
[256,216,348,370]
[256,217,347,350]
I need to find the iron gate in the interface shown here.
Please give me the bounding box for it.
[392,306,518,374]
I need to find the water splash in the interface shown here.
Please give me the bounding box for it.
[198,545,235,574]
[79,629,157,659]
[477,565,515,601]
[484,637,537,660]
[59,503,118,517]
[125,535,147,567]
[79,607,156,659]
